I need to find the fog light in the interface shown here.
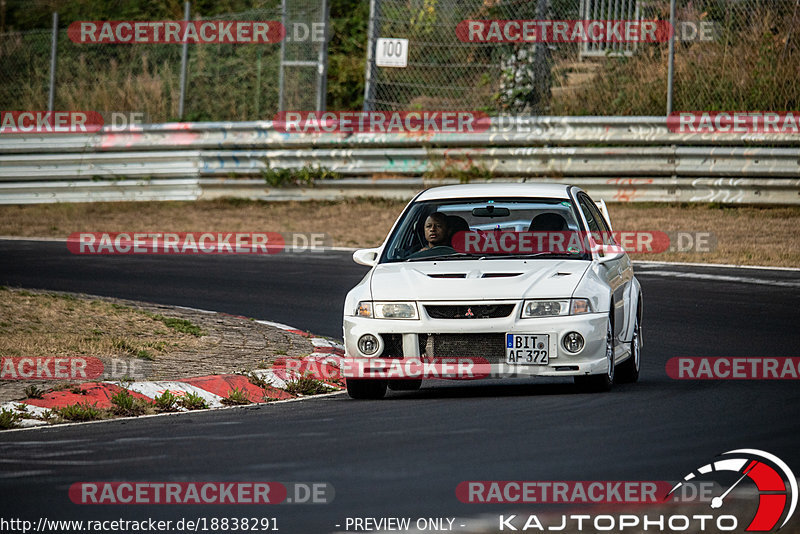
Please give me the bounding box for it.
[358,334,380,356]
[563,332,584,353]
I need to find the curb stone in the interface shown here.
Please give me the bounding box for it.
[0,320,345,429]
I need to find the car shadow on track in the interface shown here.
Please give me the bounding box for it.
[379,378,645,400]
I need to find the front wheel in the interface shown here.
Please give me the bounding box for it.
[574,316,614,392]
[346,379,388,399]
[616,314,641,383]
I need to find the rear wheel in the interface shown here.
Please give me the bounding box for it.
[346,379,388,399]
[574,315,614,392]
[616,314,641,383]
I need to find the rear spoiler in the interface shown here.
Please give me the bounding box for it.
[594,199,613,231]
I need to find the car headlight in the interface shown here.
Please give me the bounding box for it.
[356,301,419,319]
[522,300,569,317]
[521,298,593,318]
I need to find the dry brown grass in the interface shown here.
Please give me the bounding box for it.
[0,198,404,249]
[611,203,800,266]
[0,198,798,267]
[0,289,205,361]
[551,5,800,115]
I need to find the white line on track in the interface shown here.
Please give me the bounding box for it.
[636,270,800,288]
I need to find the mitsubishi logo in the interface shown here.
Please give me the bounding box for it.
[465,307,474,317]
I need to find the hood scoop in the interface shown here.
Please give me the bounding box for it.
[552,272,573,277]
[426,272,523,279]
[481,272,523,278]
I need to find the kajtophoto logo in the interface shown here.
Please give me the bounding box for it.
[667,449,797,531]
[484,451,795,532]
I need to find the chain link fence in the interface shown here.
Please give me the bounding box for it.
[0,2,328,122]
[2,0,798,119]
[363,0,800,116]
[0,29,54,112]
[669,0,800,113]
[363,0,568,113]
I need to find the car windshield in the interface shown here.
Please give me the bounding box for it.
[380,197,590,263]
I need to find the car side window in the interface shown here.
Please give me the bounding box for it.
[578,197,601,233]
[578,194,615,245]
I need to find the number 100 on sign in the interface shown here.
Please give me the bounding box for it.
[376,38,408,67]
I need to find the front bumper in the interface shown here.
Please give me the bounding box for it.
[343,302,608,379]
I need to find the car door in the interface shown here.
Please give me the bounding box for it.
[577,193,630,345]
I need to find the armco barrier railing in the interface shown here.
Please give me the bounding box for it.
[1,117,798,204]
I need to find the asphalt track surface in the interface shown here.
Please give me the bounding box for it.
[1,239,800,533]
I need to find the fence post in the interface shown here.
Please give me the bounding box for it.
[178,1,190,120]
[278,0,286,112]
[48,12,58,112]
[255,48,262,117]
[316,0,330,112]
[666,0,676,115]
[362,0,380,111]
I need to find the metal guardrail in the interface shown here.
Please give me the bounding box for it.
[1,117,799,204]
[3,117,800,154]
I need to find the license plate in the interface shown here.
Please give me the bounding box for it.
[506,334,549,365]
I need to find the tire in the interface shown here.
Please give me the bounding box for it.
[616,314,641,384]
[346,378,388,399]
[387,379,422,391]
[574,315,615,392]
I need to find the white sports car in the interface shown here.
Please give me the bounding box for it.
[342,183,642,399]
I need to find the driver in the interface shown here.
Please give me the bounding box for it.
[422,212,450,249]
[407,212,454,259]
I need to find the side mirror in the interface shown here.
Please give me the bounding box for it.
[596,244,625,264]
[353,248,380,267]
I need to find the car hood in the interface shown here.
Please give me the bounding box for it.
[369,259,590,301]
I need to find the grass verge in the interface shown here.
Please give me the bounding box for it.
[0,288,205,362]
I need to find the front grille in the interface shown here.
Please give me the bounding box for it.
[418,333,506,363]
[425,304,515,319]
